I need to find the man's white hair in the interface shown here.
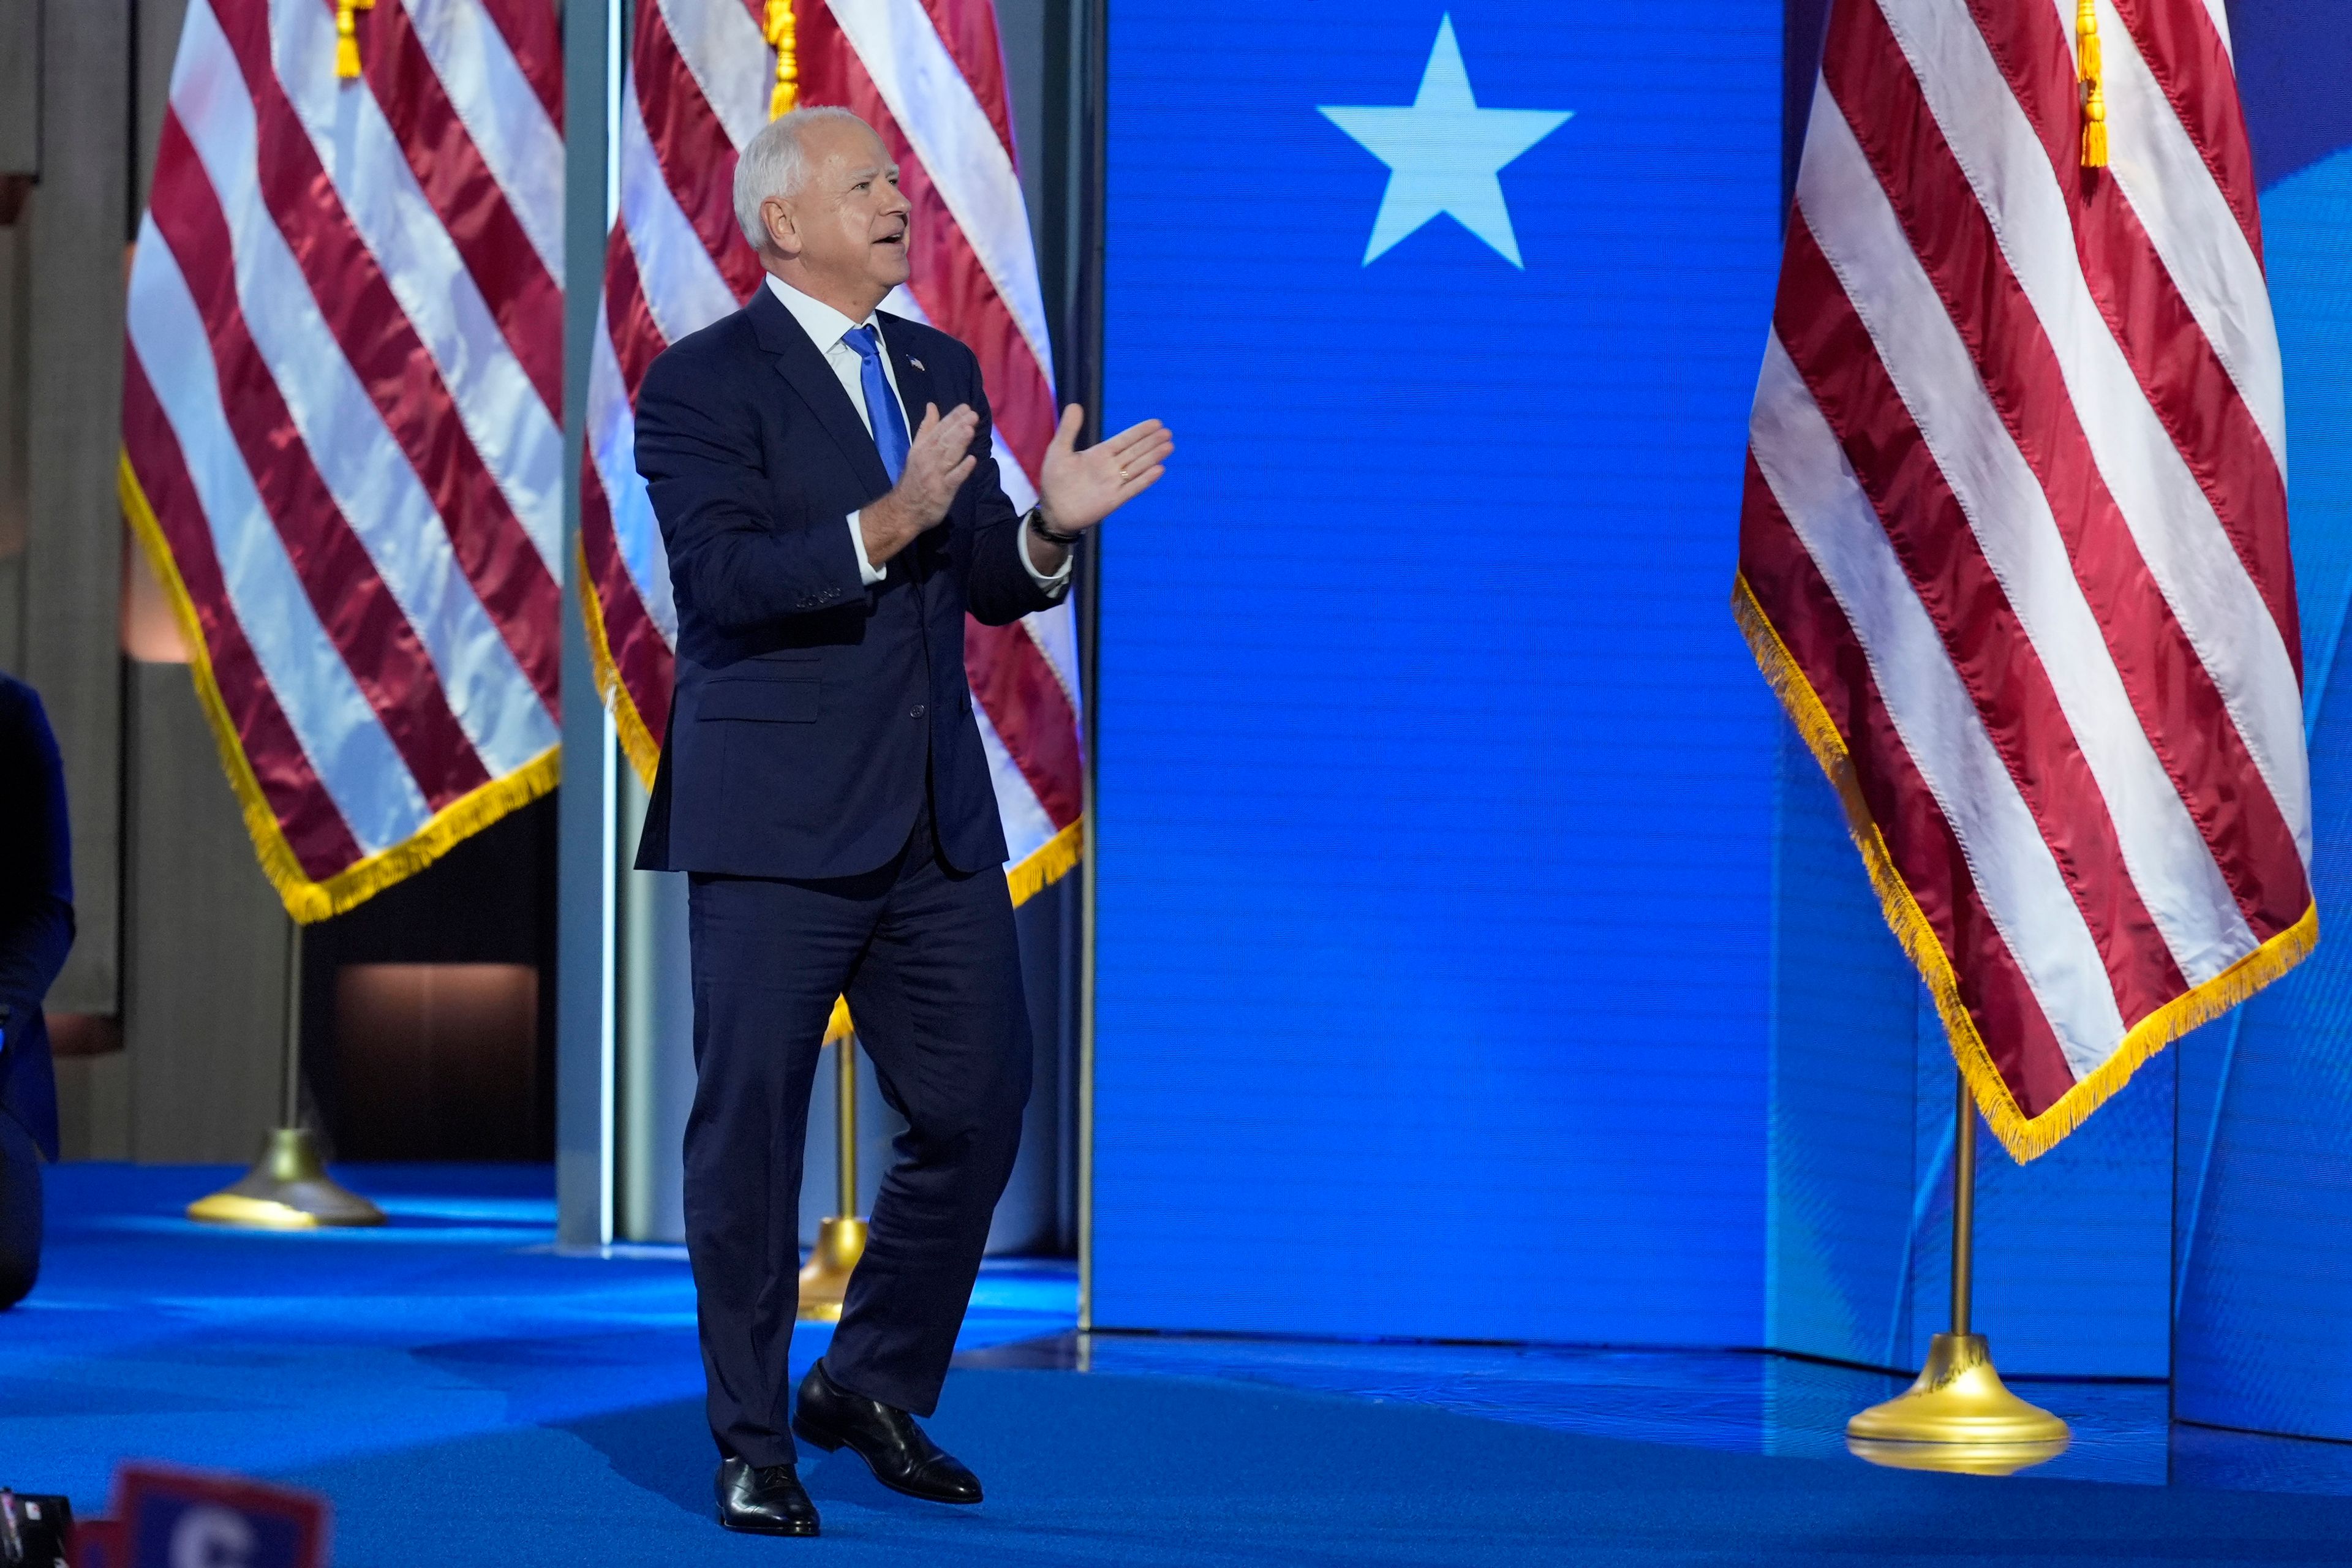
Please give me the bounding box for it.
[732,105,872,251]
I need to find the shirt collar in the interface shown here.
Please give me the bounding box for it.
[763,274,881,354]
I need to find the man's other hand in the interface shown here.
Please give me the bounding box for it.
[1037,406,1174,536]
[861,402,979,565]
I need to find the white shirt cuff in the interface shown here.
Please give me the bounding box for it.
[846,513,887,586]
[1021,519,1075,592]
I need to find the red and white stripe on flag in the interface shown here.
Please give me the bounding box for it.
[582,0,1085,904]
[1737,0,2316,1158]
[121,0,567,922]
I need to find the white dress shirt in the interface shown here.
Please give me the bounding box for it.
[762,275,1070,592]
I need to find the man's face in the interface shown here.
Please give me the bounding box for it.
[764,120,911,303]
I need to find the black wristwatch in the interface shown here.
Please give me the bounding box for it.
[1025,505,1084,548]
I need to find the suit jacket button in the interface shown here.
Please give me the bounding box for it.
[910,704,927,718]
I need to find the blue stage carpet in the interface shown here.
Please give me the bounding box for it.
[13,1164,2352,1564]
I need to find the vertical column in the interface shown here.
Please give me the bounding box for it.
[24,0,130,1016]
[1046,0,1107,1334]
[556,0,620,1250]
[0,1,36,672]
[615,762,696,1243]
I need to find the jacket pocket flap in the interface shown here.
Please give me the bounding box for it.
[701,679,818,723]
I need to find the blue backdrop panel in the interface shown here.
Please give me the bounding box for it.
[2172,9,2352,1426]
[1765,731,1918,1367]
[1094,1,1784,1341]
[1897,1036,2174,1380]
[1765,738,2175,1382]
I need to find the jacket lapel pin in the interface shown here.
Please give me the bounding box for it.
[909,356,925,372]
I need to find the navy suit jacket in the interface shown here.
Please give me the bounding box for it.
[631,284,1063,880]
[0,673,71,1160]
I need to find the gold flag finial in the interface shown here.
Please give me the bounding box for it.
[766,1,799,119]
[2077,0,2108,168]
[335,0,376,81]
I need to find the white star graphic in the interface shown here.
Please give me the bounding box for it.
[1319,15,1573,268]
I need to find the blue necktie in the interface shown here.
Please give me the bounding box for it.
[842,325,911,483]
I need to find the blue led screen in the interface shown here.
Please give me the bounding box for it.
[2167,0,2352,1438]
[1093,1,1785,1341]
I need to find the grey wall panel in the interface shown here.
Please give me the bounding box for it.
[121,662,288,1163]
[0,1,36,179]
[53,1051,129,1159]
[0,220,28,676]
[135,0,189,211]
[23,0,129,1014]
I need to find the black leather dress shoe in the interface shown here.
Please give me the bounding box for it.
[791,1359,984,1504]
[715,1457,820,1536]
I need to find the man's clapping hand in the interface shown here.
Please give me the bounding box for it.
[1017,406,1174,575]
[1038,407,1173,537]
[859,402,979,567]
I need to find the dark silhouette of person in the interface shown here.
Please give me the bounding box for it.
[0,672,71,1308]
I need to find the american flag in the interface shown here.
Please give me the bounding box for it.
[582,0,1085,903]
[1738,0,2313,1158]
[121,0,566,921]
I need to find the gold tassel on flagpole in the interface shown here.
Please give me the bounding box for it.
[2078,0,2108,168]
[335,0,376,81]
[766,1,799,120]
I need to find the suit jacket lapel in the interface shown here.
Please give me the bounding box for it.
[747,286,893,499]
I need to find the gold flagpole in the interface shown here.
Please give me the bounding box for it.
[187,920,385,1229]
[1847,1076,2068,1473]
[797,1028,869,1320]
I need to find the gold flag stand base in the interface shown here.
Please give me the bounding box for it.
[186,1128,386,1230]
[796,1215,869,1322]
[1845,1332,2070,1474]
[1844,1080,2068,1476]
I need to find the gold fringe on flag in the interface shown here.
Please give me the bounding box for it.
[121,453,558,923]
[766,1,799,119]
[1732,573,2315,1161]
[2078,0,2108,168]
[1006,818,1084,907]
[335,0,375,81]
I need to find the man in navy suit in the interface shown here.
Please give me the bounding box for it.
[633,105,1170,1537]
